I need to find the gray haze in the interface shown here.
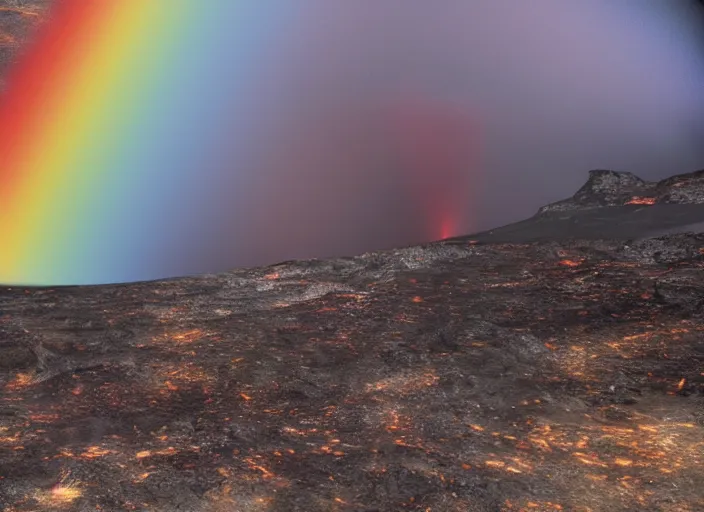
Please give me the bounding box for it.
[180,0,704,277]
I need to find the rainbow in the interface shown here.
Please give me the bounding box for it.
[0,1,292,286]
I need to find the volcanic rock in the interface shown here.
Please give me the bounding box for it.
[538,168,704,214]
[2,169,704,512]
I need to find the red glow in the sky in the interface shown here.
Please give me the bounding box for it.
[387,95,479,240]
[439,217,454,240]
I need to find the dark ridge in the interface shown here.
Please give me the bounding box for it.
[451,168,704,244]
[537,168,704,215]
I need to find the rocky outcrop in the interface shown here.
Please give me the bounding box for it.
[656,169,704,204]
[538,169,704,214]
[458,168,704,244]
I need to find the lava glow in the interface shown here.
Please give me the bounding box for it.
[5,372,34,390]
[387,96,480,242]
[626,196,657,205]
[33,474,83,509]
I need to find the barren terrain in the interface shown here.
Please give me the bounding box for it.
[1,2,704,510]
[1,217,704,511]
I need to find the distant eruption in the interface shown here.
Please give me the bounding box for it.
[386,97,480,240]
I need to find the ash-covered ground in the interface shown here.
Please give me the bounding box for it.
[1,169,704,511]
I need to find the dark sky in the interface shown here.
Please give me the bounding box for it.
[6,0,704,282]
[184,0,704,277]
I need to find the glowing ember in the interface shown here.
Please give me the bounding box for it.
[150,328,213,346]
[153,363,217,389]
[367,371,439,395]
[244,457,275,479]
[559,259,584,267]
[625,196,656,205]
[49,484,82,503]
[0,428,20,445]
[573,452,609,468]
[133,472,151,482]
[614,458,633,467]
[80,446,114,459]
[5,372,34,390]
[35,476,83,507]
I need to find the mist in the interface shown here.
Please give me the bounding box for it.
[27,0,704,282]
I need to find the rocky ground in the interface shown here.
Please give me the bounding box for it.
[1,190,704,511]
[539,169,704,213]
